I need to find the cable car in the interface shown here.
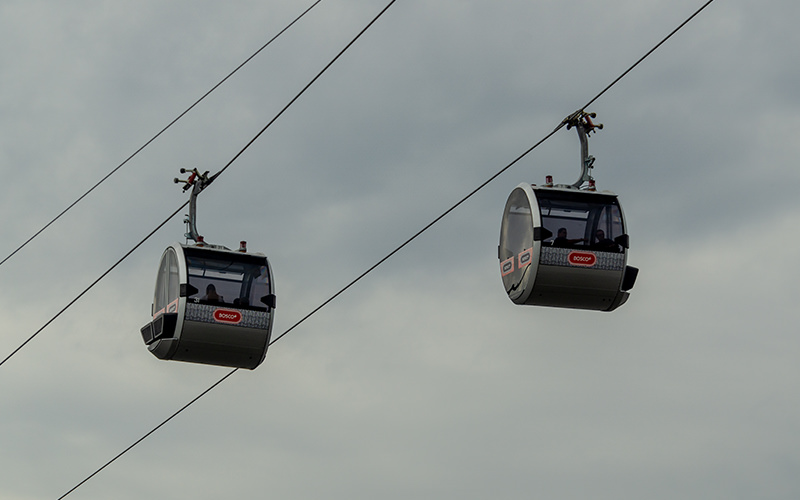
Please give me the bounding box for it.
[498,112,638,311]
[140,169,276,369]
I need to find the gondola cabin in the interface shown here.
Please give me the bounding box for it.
[140,242,276,369]
[499,182,637,311]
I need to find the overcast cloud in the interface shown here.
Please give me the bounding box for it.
[1,0,799,499]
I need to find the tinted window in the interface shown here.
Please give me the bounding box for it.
[153,248,181,316]
[184,250,271,311]
[166,249,180,312]
[499,187,536,298]
[500,188,535,261]
[537,191,624,252]
[153,251,169,314]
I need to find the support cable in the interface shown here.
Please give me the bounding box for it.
[0,0,324,270]
[0,0,397,369]
[54,1,716,497]
[0,201,188,368]
[580,0,716,111]
[56,368,239,500]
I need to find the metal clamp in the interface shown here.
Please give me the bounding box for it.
[563,111,603,189]
[174,168,213,243]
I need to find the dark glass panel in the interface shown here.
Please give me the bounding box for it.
[183,248,271,311]
[500,188,536,298]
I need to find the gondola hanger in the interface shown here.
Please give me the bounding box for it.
[564,110,603,189]
[140,169,276,369]
[498,112,638,312]
[174,167,225,248]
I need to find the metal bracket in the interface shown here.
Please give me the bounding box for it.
[174,168,213,243]
[563,111,603,189]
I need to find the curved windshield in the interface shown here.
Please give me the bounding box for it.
[499,187,536,298]
[537,191,625,252]
[153,248,180,316]
[183,248,272,311]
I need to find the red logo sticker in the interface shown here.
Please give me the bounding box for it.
[500,257,515,277]
[213,309,242,324]
[568,251,597,267]
[518,248,533,267]
[167,298,179,314]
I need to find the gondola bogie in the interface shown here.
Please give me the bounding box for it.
[140,168,276,369]
[140,242,276,369]
[498,112,638,312]
[499,182,637,311]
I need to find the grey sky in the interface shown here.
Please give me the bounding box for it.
[2,0,799,499]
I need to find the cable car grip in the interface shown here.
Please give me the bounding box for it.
[173,167,216,244]
[562,110,603,189]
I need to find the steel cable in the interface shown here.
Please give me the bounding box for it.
[53,1,716,497]
[0,0,324,270]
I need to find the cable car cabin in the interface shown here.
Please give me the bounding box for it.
[140,243,276,369]
[499,183,638,312]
